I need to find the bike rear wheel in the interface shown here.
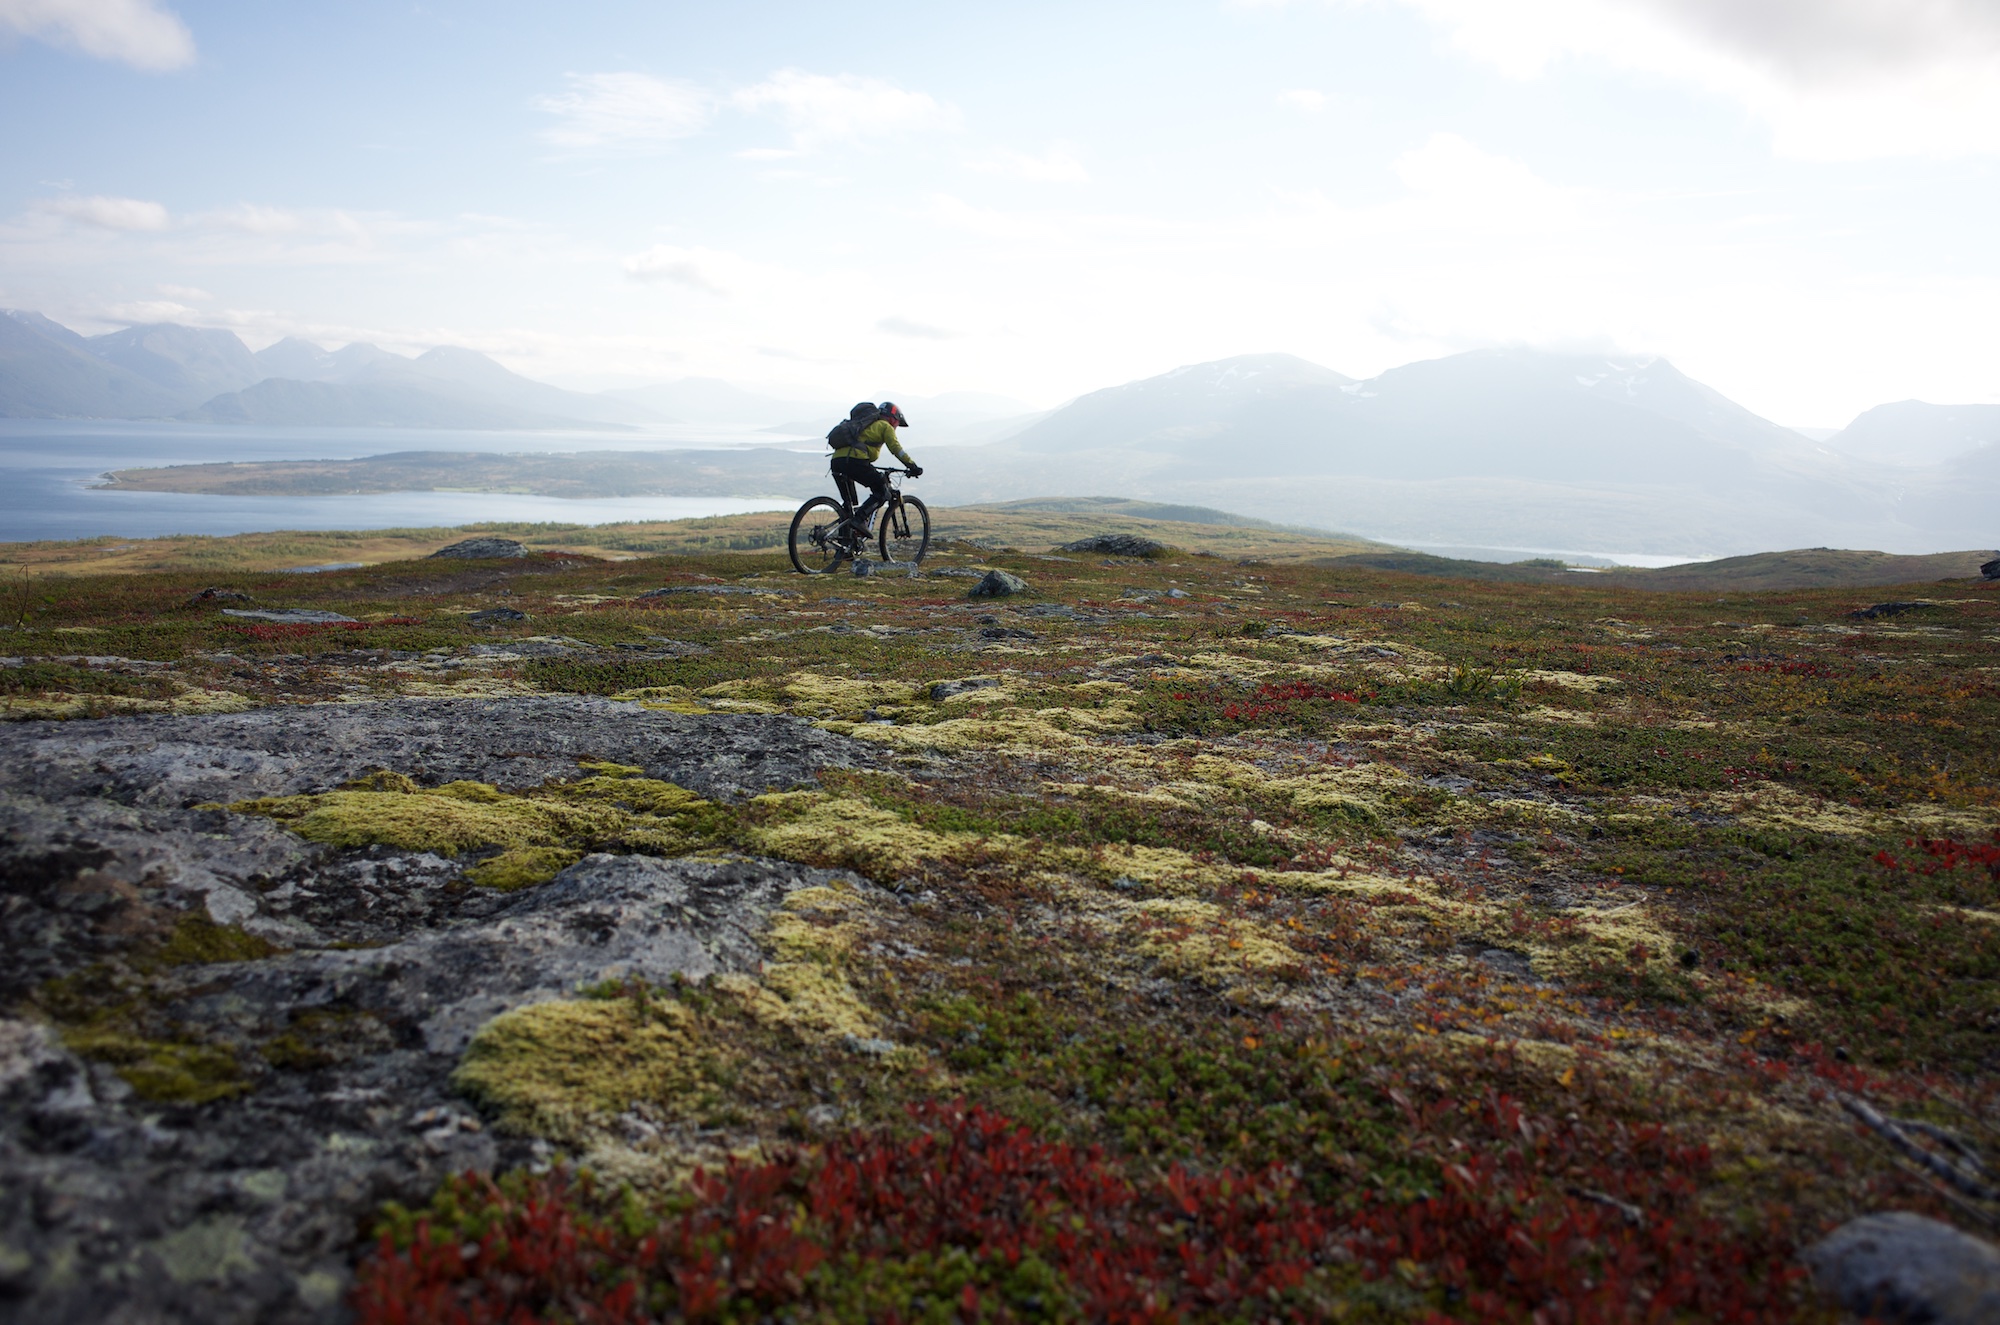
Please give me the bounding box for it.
[878,495,930,564]
[789,496,850,574]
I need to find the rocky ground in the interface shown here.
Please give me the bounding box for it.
[1,700,882,1322]
[0,530,1997,1322]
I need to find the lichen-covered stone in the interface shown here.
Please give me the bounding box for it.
[429,537,529,559]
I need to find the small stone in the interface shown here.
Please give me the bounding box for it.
[1478,948,1535,979]
[188,587,250,604]
[930,678,1001,701]
[428,538,529,560]
[967,569,1028,598]
[843,1034,897,1058]
[1850,601,1933,620]
[980,626,1036,641]
[467,608,527,625]
[1806,1212,2000,1324]
[220,608,356,624]
[1057,534,1174,558]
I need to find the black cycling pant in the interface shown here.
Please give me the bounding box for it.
[830,457,889,522]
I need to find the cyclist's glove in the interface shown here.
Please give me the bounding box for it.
[907,464,923,478]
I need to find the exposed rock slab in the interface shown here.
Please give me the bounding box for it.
[429,537,529,559]
[0,694,880,808]
[1057,534,1173,558]
[0,854,847,1325]
[0,698,887,1324]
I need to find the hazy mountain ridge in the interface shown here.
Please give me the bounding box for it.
[0,313,183,418]
[1823,401,2000,468]
[0,312,674,429]
[981,349,1991,555]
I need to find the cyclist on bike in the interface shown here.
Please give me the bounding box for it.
[830,401,921,546]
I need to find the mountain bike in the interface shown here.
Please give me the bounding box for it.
[787,467,930,575]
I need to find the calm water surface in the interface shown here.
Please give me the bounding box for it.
[0,421,809,541]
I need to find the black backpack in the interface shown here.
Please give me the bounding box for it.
[826,401,881,451]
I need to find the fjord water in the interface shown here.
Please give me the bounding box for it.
[0,420,804,541]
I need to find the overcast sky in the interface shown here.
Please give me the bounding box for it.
[3,0,1997,425]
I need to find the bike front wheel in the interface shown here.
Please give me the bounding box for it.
[789,496,850,574]
[878,495,930,565]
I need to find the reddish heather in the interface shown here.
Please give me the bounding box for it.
[355,1102,1810,1323]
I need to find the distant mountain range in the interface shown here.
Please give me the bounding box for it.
[8,309,1994,555]
[0,312,1037,436]
[974,350,1995,555]
[0,311,664,429]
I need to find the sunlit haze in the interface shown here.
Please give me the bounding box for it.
[4,0,1999,426]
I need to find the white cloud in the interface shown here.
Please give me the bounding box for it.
[732,69,959,151]
[32,193,170,230]
[1391,132,1579,224]
[968,145,1089,182]
[1354,0,2000,159]
[155,283,208,301]
[534,72,710,149]
[1634,0,2000,83]
[621,245,733,294]
[877,316,957,340]
[1278,88,1327,111]
[102,298,197,323]
[0,0,194,70]
[201,203,305,234]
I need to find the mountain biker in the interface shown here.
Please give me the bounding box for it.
[829,401,921,543]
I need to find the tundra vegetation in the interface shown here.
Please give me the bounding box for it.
[5,511,1999,1322]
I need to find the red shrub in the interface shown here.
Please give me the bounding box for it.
[1874,832,2000,882]
[355,1101,1811,1323]
[1218,681,1362,724]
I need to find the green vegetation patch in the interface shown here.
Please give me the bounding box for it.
[229,765,737,887]
[453,994,717,1141]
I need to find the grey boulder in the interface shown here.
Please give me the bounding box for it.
[1058,534,1173,558]
[966,569,1028,599]
[1806,1211,2000,1324]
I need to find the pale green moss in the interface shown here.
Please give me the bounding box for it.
[156,912,280,967]
[463,846,582,891]
[229,770,733,880]
[453,997,710,1141]
[743,792,974,878]
[715,886,881,1040]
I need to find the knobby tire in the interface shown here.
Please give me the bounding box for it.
[788,496,850,575]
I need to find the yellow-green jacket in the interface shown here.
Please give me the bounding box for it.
[831,419,914,466]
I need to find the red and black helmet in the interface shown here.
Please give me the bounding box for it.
[878,401,909,428]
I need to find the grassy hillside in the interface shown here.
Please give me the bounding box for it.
[0,503,1392,578]
[7,516,1999,1319]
